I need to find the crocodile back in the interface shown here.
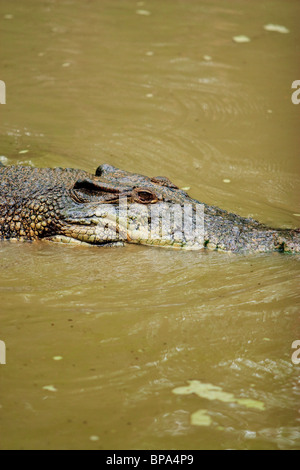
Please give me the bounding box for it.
[0,166,88,239]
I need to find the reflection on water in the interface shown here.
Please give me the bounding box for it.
[0,0,300,450]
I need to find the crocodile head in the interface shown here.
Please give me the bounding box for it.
[54,164,204,249]
[2,164,299,252]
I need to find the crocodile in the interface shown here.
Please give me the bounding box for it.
[0,163,299,253]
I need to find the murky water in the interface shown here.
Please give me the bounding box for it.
[0,0,299,450]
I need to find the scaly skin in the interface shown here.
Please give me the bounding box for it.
[0,164,299,252]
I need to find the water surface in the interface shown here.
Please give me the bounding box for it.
[0,0,299,450]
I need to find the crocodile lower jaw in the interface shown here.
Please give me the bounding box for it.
[44,235,124,247]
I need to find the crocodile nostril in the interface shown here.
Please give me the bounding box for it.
[95,165,103,177]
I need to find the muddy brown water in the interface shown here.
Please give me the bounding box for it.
[0,0,299,450]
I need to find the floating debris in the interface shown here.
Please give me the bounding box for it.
[146,93,153,98]
[264,24,290,34]
[4,14,13,20]
[181,187,191,191]
[223,179,231,184]
[232,35,251,43]
[191,409,212,427]
[52,356,63,361]
[18,149,29,154]
[237,399,265,410]
[203,55,212,61]
[136,9,151,16]
[146,51,154,56]
[43,385,57,393]
[173,380,236,403]
[293,214,300,217]
[89,435,99,442]
[62,62,71,67]
[173,380,265,410]
[0,156,8,164]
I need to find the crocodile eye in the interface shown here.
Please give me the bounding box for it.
[134,189,158,204]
